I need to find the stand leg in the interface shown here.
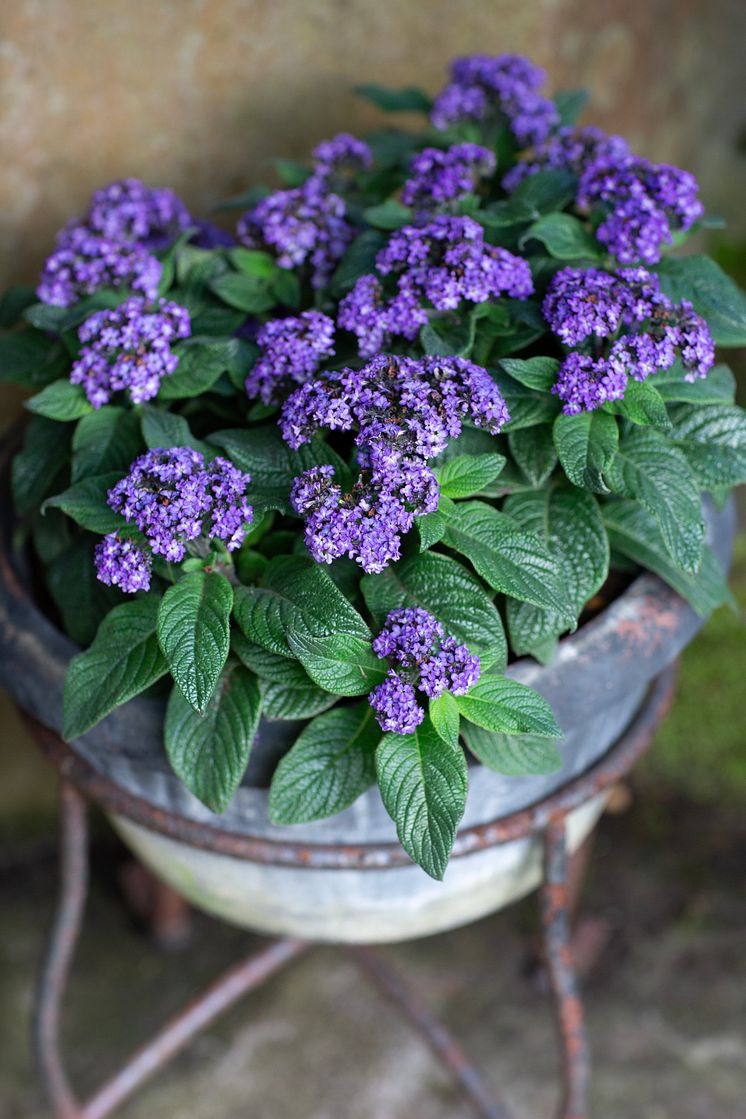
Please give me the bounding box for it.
[541,819,591,1119]
[35,779,88,1119]
[349,945,513,1119]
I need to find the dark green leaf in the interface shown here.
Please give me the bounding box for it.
[140,405,213,455]
[164,664,262,812]
[602,499,729,617]
[26,380,92,422]
[355,83,432,113]
[363,200,413,229]
[654,363,735,405]
[464,724,562,775]
[261,677,337,719]
[508,425,558,487]
[669,403,746,489]
[157,572,233,711]
[44,472,124,533]
[46,537,122,646]
[417,494,455,552]
[521,212,603,260]
[330,230,386,295]
[0,285,37,329]
[159,338,239,399]
[554,89,589,127]
[508,169,577,217]
[498,356,559,392]
[603,381,671,430]
[287,630,386,696]
[553,409,618,493]
[455,673,561,737]
[0,330,69,387]
[441,501,574,621]
[269,704,379,823]
[209,271,276,314]
[492,370,560,431]
[376,717,467,880]
[437,453,506,499]
[71,408,141,481]
[361,550,507,669]
[429,691,460,750]
[12,416,72,514]
[63,596,167,738]
[655,255,746,346]
[604,428,704,574]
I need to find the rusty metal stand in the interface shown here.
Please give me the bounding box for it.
[32,666,677,1119]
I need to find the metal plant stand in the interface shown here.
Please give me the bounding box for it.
[31,665,676,1119]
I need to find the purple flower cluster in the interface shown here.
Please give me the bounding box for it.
[368,607,480,734]
[94,534,153,594]
[401,143,496,213]
[70,297,191,408]
[245,311,336,404]
[37,224,162,308]
[577,155,703,265]
[284,353,509,572]
[311,133,372,186]
[338,215,533,356]
[502,125,630,192]
[237,174,354,289]
[106,447,254,565]
[544,266,714,413]
[431,54,558,146]
[86,178,192,246]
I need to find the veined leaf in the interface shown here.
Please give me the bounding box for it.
[43,472,124,534]
[464,725,562,775]
[157,572,233,711]
[287,630,386,696]
[71,407,141,481]
[669,403,746,489]
[508,424,558,487]
[553,410,618,493]
[26,380,92,422]
[437,453,506,499]
[655,255,746,346]
[429,691,460,750]
[455,673,562,738]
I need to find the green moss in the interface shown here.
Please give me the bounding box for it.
[640,532,746,805]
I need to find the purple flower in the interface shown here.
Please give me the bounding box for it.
[339,216,533,356]
[37,224,162,307]
[237,177,354,288]
[312,133,372,185]
[372,607,444,666]
[369,672,425,734]
[401,143,496,213]
[431,53,558,146]
[70,296,191,408]
[94,534,152,594]
[420,636,481,698]
[246,311,336,404]
[542,266,663,347]
[578,155,703,264]
[503,125,630,192]
[86,178,192,246]
[551,352,628,414]
[107,448,253,562]
[674,300,715,381]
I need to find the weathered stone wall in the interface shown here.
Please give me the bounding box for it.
[1,0,745,289]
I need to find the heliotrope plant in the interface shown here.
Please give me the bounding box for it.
[3,54,746,879]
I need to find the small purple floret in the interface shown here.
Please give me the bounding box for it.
[246,311,336,404]
[94,535,152,594]
[37,224,162,307]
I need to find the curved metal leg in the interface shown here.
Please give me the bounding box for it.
[35,779,88,1118]
[541,819,591,1119]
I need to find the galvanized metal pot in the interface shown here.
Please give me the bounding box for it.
[0,466,734,943]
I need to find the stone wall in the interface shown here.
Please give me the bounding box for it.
[1,0,745,289]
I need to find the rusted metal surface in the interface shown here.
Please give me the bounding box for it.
[25,664,677,872]
[349,945,513,1119]
[541,821,591,1119]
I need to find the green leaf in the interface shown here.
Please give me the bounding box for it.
[63,597,167,738]
[441,501,574,621]
[231,631,310,683]
[164,664,262,812]
[269,704,379,824]
[654,363,736,405]
[604,428,704,574]
[140,404,213,454]
[157,572,233,711]
[455,673,562,737]
[44,472,124,533]
[553,409,619,493]
[0,285,37,329]
[521,212,603,260]
[429,691,460,750]
[498,357,559,392]
[492,370,560,431]
[363,200,413,229]
[330,230,386,295]
[233,555,370,658]
[504,488,609,657]
[602,499,730,617]
[209,271,276,314]
[508,425,558,487]
[668,403,746,489]
[655,255,746,346]
[463,725,562,775]
[0,330,69,387]
[12,416,72,514]
[361,551,507,670]
[46,537,122,647]
[71,407,141,482]
[261,677,337,720]
[554,89,589,127]
[603,381,671,431]
[354,83,432,113]
[287,630,386,696]
[508,169,577,218]
[208,425,349,512]
[26,380,92,422]
[376,717,467,880]
[437,452,506,499]
[417,494,455,552]
[159,338,238,399]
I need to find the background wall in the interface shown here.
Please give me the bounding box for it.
[1,0,746,290]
